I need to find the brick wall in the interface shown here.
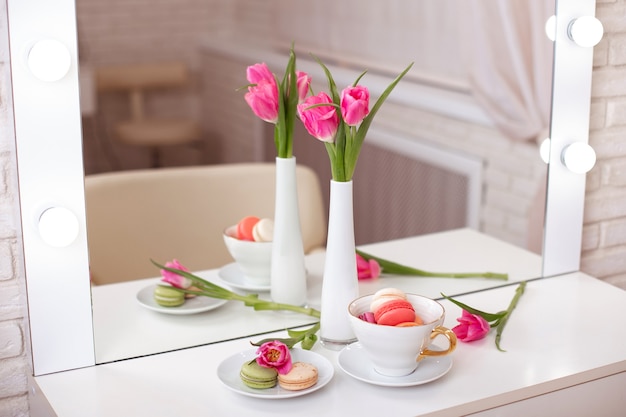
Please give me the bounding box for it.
[582,0,626,290]
[0,1,30,415]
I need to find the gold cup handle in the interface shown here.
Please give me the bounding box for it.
[417,326,457,362]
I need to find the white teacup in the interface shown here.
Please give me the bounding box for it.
[348,293,457,377]
[223,226,272,286]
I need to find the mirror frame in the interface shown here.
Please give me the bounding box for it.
[7,0,596,375]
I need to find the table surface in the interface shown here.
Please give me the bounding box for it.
[37,271,626,417]
[93,228,542,363]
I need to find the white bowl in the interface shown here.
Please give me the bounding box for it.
[223,225,272,286]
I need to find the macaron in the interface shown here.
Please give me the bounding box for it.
[237,216,260,241]
[277,362,318,391]
[240,360,278,389]
[370,287,407,312]
[153,285,185,307]
[252,218,274,242]
[373,299,416,326]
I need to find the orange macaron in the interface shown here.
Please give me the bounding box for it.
[373,299,416,326]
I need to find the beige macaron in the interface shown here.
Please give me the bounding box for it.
[252,218,274,242]
[277,362,318,391]
[369,287,407,312]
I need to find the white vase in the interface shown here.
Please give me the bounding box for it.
[270,156,307,306]
[320,180,359,347]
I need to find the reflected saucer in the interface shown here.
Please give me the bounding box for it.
[218,263,270,292]
[217,348,334,399]
[136,284,228,315]
[337,342,452,387]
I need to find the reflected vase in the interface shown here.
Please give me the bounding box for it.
[270,156,307,306]
[320,179,359,347]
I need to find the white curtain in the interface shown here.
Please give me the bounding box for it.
[460,0,555,143]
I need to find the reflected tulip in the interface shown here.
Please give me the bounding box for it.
[356,253,381,280]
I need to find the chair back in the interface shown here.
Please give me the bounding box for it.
[84,163,326,285]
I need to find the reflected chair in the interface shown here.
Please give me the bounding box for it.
[84,163,326,285]
[96,62,202,168]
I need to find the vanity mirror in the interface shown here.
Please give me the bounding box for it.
[6,0,598,375]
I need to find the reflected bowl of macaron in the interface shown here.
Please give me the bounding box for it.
[223,216,274,286]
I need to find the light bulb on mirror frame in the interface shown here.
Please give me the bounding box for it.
[561,142,597,174]
[545,15,556,42]
[540,137,551,164]
[568,16,604,48]
[38,207,80,247]
[27,39,72,82]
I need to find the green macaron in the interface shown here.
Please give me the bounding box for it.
[153,285,185,307]
[240,360,278,389]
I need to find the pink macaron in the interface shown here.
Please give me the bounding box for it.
[373,299,416,326]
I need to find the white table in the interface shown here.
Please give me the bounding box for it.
[34,273,626,416]
[33,229,626,416]
[92,229,541,363]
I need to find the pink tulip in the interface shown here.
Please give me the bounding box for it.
[452,310,491,342]
[295,71,311,102]
[161,259,192,289]
[256,340,293,375]
[246,62,275,85]
[245,63,279,123]
[297,92,340,143]
[245,79,279,123]
[356,253,381,280]
[340,85,370,126]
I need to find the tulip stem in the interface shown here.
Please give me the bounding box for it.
[152,260,321,320]
[495,281,526,352]
[357,249,508,280]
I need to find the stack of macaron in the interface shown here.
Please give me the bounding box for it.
[359,287,424,327]
[234,216,274,242]
[239,357,318,391]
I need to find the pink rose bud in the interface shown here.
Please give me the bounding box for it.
[340,85,370,126]
[161,259,192,289]
[256,340,293,375]
[297,92,340,143]
[452,310,491,342]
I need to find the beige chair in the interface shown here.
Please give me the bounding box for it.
[84,163,326,285]
[96,62,202,167]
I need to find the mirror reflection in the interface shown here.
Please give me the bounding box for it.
[76,0,554,363]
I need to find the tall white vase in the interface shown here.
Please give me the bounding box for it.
[320,180,359,347]
[270,156,307,306]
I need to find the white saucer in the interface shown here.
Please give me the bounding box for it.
[218,263,271,292]
[337,342,452,387]
[136,284,228,315]
[217,348,334,399]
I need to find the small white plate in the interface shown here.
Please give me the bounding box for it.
[136,284,228,315]
[338,342,453,387]
[218,263,270,292]
[217,348,334,399]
